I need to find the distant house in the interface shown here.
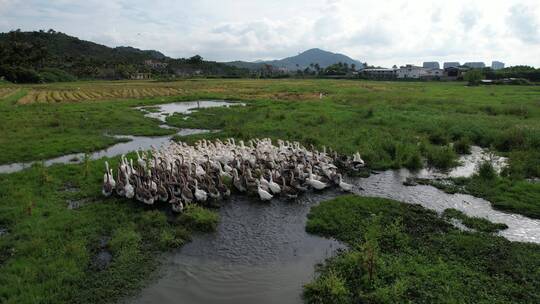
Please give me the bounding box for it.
[362,68,397,79]
[144,60,168,69]
[130,72,152,80]
[443,66,469,80]
[443,62,460,69]
[423,62,440,69]
[464,62,486,69]
[491,61,505,70]
[397,65,427,79]
[421,68,444,80]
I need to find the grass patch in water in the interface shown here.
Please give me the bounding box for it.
[442,208,508,233]
[304,195,540,304]
[179,205,219,232]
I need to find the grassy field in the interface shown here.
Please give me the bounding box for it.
[0,79,539,303]
[2,79,539,174]
[304,195,540,303]
[0,156,218,303]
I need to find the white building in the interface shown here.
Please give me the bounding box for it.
[424,68,444,78]
[464,62,486,68]
[492,61,505,70]
[423,62,440,69]
[397,65,427,79]
[443,62,460,69]
[363,68,397,79]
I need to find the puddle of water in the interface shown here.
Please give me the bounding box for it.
[131,191,345,304]
[415,146,507,179]
[138,100,245,122]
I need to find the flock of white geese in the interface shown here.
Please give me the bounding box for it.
[102,138,364,212]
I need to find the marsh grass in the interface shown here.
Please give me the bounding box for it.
[2,80,540,179]
[442,208,508,233]
[304,195,540,303]
[0,157,216,303]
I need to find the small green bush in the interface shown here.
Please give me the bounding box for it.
[453,137,471,154]
[476,161,497,180]
[303,271,351,304]
[426,146,458,170]
[179,205,219,232]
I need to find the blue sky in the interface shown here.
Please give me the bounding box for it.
[1,0,539,67]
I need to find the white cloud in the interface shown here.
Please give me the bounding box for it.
[1,0,539,67]
[507,4,540,44]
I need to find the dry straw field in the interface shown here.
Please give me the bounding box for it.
[10,79,320,104]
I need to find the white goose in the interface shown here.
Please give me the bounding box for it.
[102,161,115,197]
[268,174,281,194]
[308,170,327,190]
[124,173,135,199]
[194,179,207,202]
[257,180,273,201]
[338,174,353,192]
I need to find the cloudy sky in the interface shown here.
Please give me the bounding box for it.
[1,0,539,67]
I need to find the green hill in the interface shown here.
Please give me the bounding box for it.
[0,29,248,82]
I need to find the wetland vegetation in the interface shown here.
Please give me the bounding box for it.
[0,79,539,303]
[304,195,540,303]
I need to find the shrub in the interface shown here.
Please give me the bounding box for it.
[464,69,483,86]
[476,161,497,180]
[303,271,351,304]
[404,150,423,171]
[426,146,458,170]
[453,137,471,154]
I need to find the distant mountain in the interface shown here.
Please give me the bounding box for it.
[226,48,363,71]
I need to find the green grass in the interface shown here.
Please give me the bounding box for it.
[0,157,216,303]
[1,79,539,177]
[461,176,540,219]
[1,79,540,302]
[442,208,508,233]
[179,205,219,232]
[304,195,540,304]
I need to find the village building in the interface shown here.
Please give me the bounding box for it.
[491,61,505,70]
[442,66,469,80]
[443,62,460,69]
[130,72,152,80]
[423,62,440,69]
[397,65,427,79]
[144,60,168,69]
[421,68,444,80]
[362,68,397,79]
[464,62,486,69]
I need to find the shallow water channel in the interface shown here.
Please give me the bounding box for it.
[0,100,240,174]
[1,100,539,303]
